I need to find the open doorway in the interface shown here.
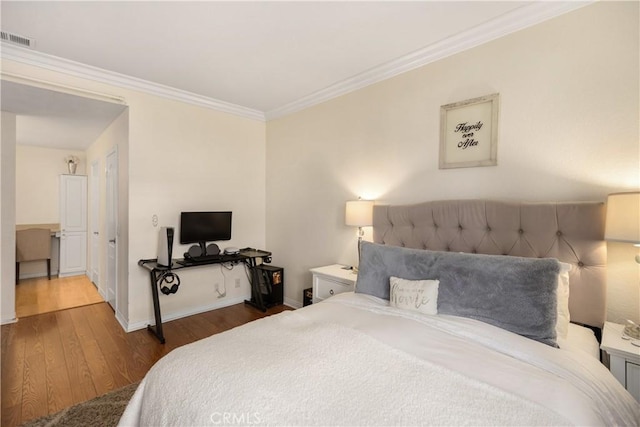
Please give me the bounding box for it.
[2,80,127,318]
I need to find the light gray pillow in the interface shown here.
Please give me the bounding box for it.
[355,241,560,347]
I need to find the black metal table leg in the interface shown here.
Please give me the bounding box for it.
[139,250,271,343]
[147,269,166,343]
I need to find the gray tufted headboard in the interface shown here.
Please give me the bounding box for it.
[372,200,607,329]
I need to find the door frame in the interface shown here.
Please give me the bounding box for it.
[90,159,101,290]
[105,146,118,311]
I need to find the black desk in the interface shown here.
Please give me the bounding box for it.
[138,248,272,343]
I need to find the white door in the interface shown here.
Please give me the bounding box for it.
[90,160,100,287]
[60,175,87,232]
[59,175,87,276]
[106,149,118,310]
[60,231,88,274]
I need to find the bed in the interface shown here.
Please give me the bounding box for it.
[119,200,640,426]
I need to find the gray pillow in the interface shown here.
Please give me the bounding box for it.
[355,241,560,347]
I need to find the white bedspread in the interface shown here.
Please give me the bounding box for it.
[120,293,640,426]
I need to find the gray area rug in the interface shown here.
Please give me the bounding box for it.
[21,382,139,427]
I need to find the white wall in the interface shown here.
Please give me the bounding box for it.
[15,145,86,224]
[266,2,640,322]
[1,62,267,331]
[1,112,17,324]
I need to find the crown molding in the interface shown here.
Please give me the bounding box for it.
[265,1,593,120]
[1,42,266,121]
[1,1,592,123]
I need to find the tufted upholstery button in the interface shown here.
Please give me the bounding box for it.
[458,225,463,230]
[400,243,405,247]
[486,226,491,232]
[472,249,477,254]
[578,261,584,267]
[556,231,562,236]
[446,247,451,251]
[518,229,524,234]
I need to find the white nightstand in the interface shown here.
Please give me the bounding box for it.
[601,321,640,402]
[310,264,357,304]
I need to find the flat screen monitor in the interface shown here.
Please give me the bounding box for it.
[180,212,232,250]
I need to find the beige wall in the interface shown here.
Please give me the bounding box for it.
[15,145,86,224]
[266,2,640,321]
[126,93,266,327]
[1,112,17,324]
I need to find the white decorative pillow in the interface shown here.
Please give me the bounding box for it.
[389,276,439,315]
[556,262,571,340]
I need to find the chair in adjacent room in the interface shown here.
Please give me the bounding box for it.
[16,228,52,283]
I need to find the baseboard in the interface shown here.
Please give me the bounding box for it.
[1,316,17,325]
[284,297,302,309]
[125,295,248,333]
[58,271,86,278]
[115,309,129,332]
[18,271,60,280]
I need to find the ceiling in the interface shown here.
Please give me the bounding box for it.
[0,1,587,149]
[1,80,127,150]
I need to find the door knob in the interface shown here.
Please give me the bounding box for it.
[109,239,116,244]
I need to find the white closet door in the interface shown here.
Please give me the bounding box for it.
[59,231,87,275]
[60,175,87,232]
[60,175,88,276]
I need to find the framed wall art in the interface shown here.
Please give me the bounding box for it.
[439,93,499,169]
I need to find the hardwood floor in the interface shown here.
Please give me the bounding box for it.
[1,301,292,427]
[15,275,104,318]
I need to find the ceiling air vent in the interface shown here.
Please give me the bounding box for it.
[1,31,34,48]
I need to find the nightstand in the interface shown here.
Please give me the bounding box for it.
[601,321,640,402]
[310,264,357,304]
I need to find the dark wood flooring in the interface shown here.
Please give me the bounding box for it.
[1,302,292,427]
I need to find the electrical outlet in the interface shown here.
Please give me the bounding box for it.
[235,278,241,288]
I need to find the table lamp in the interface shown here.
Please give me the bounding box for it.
[345,198,374,269]
[604,191,640,339]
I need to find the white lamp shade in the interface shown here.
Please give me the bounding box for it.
[605,192,640,243]
[345,200,374,227]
